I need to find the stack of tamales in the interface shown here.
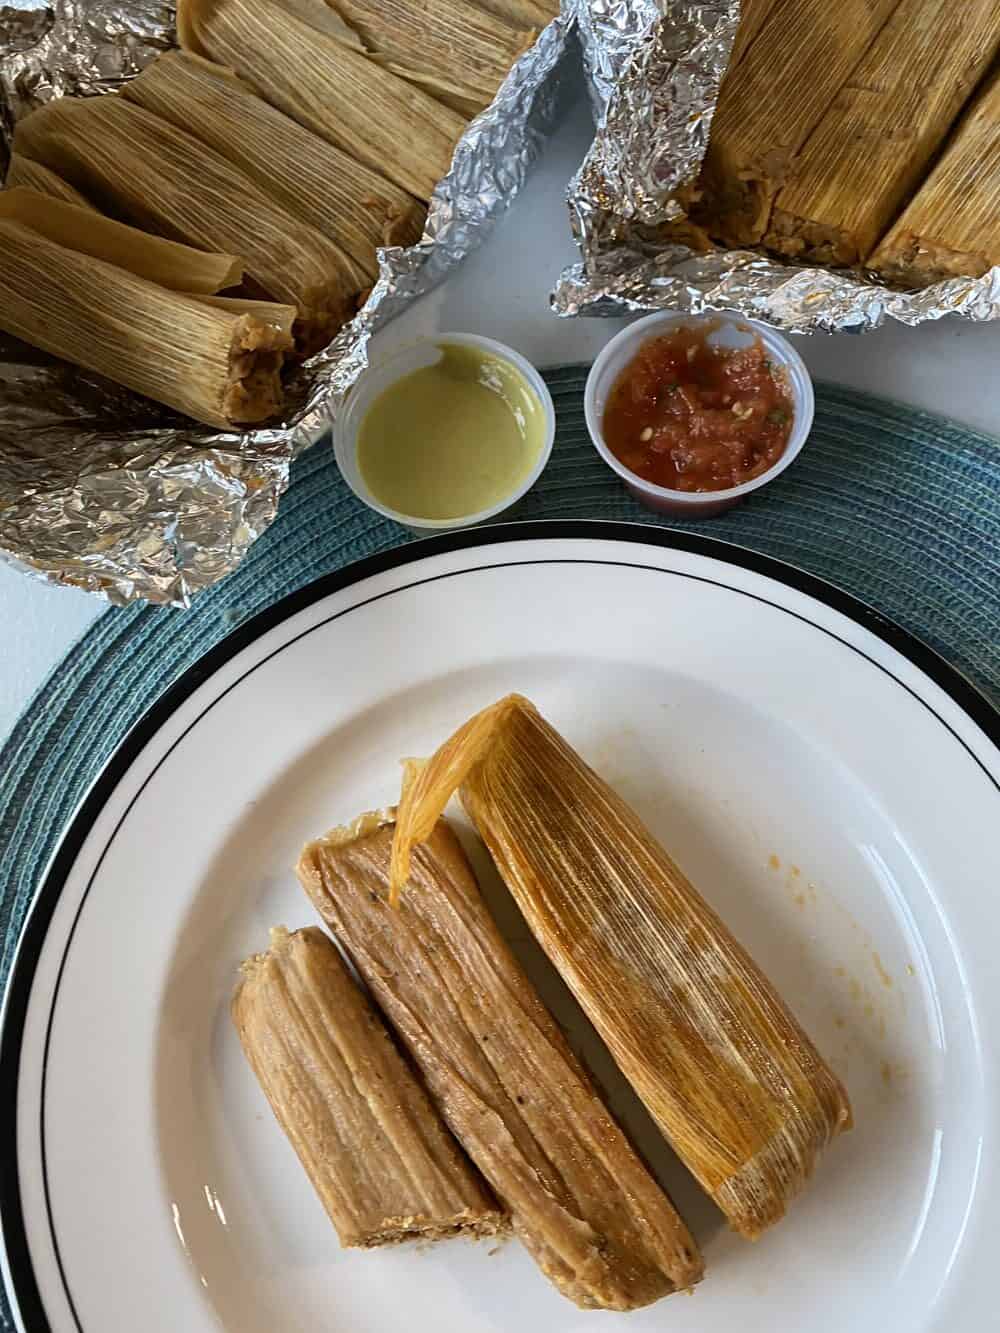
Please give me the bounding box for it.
[678,0,1000,287]
[0,0,551,426]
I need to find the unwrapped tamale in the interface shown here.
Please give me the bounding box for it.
[322,0,533,115]
[177,0,467,200]
[389,695,853,1240]
[869,68,1000,287]
[3,154,94,209]
[123,52,425,281]
[0,187,243,294]
[0,219,289,428]
[234,926,505,1247]
[693,0,902,246]
[14,95,365,353]
[765,0,1000,267]
[298,812,703,1311]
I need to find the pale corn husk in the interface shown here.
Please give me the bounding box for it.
[298,814,703,1311]
[323,0,534,116]
[176,0,467,200]
[192,295,297,340]
[123,51,425,282]
[0,186,243,294]
[3,154,95,209]
[693,0,902,246]
[14,95,366,354]
[390,695,853,1240]
[765,0,1000,267]
[0,219,290,429]
[870,68,1000,286]
[233,926,505,1248]
[470,0,557,26]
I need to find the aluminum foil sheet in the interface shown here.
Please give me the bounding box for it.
[555,0,1000,333]
[0,2,570,605]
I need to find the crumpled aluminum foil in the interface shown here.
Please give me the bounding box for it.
[555,0,1000,334]
[0,0,570,605]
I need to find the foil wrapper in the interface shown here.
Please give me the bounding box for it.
[0,1,570,605]
[555,0,1000,333]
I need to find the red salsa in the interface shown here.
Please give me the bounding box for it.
[603,324,795,492]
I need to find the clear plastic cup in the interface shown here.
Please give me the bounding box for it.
[334,333,555,533]
[584,311,815,518]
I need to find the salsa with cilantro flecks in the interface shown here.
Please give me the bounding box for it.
[602,326,795,493]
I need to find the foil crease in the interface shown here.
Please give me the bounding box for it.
[0,2,570,605]
[556,0,1000,333]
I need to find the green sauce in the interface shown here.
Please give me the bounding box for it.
[357,342,546,521]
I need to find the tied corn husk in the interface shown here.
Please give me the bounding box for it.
[177,0,467,200]
[390,695,853,1240]
[870,67,1000,286]
[14,95,366,354]
[3,155,95,209]
[692,0,902,246]
[0,187,243,295]
[233,926,505,1247]
[0,219,289,429]
[298,812,703,1311]
[322,0,534,116]
[123,51,425,282]
[765,0,1000,267]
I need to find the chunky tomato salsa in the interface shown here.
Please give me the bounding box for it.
[602,325,795,493]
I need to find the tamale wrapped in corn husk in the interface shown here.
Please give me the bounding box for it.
[3,154,94,209]
[14,95,365,354]
[765,0,1000,267]
[389,695,853,1240]
[870,68,1000,287]
[233,926,505,1247]
[177,0,467,200]
[0,187,243,295]
[693,0,902,246]
[123,52,425,282]
[0,219,289,428]
[298,812,703,1311]
[321,0,533,116]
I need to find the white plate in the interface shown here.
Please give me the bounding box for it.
[2,523,998,1333]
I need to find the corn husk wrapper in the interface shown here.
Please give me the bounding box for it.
[3,155,95,209]
[0,218,289,429]
[123,51,425,281]
[390,694,853,1240]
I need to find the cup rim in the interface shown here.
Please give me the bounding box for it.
[334,332,556,531]
[583,311,815,505]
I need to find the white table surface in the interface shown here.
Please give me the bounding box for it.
[3,80,1000,748]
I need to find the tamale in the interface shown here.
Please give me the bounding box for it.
[765,0,1000,267]
[234,926,505,1247]
[177,0,467,200]
[0,219,289,428]
[3,154,94,209]
[299,812,703,1311]
[0,187,243,294]
[123,52,425,281]
[693,0,902,246]
[870,69,1000,287]
[321,0,533,116]
[389,695,853,1240]
[14,96,365,354]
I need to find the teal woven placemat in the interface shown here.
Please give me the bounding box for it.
[0,370,998,1328]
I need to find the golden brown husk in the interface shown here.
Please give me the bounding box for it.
[14,94,365,353]
[233,926,505,1247]
[869,67,1000,287]
[390,694,853,1240]
[176,0,466,199]
[299,813,703,1310]
[469,0,557,25]
[123,52,425,280]
[0,218,289,428]
[0,186,243,294]
[3,154,95,209]
[765,0,1000,267]
[727,0,781,71]
[192,295,297,340]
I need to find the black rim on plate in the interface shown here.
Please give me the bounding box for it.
[1,519,997,1333]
